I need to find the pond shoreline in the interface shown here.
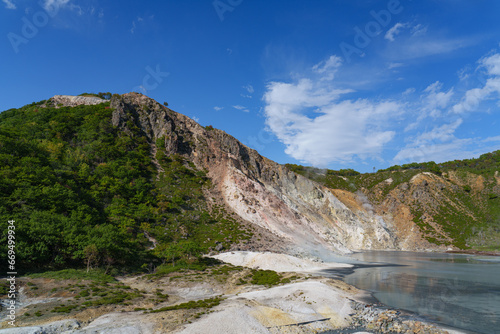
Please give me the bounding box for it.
[331,251,500,334]
[1,251,477,333]
[445,249,500,256]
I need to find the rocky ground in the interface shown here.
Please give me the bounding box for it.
[0,252,465,334]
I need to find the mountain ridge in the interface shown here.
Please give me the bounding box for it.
[108,95,450,252]
[105,93,445,256]
[0,92,470,273]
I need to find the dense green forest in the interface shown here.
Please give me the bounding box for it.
[0,100,251,274]
[286,151,500,181]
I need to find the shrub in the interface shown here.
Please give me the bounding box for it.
[250,270,282,286]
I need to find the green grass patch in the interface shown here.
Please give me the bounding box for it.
[51,304,79,313]
[28,269,116,283]
[149,297,223,313]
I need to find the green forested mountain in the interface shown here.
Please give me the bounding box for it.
[1,93,498,278]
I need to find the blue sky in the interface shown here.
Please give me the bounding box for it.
[1,0,500,172]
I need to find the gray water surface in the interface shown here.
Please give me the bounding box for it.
[323,251,500,334]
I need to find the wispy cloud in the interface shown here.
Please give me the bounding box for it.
[395,53,500,164]
[241,84,254,98]
[402,88,416,96]
[423,81,454,117]
[395,118,471,163]
[382,22,472,61]
[394,138,473,164]
[385,37,472,61]
[452,53,500,113]
[263,56,400,166]
[393,118,500,164]
[2,0,16,9]
[233,105,249,112]
[405,82,454,131]
[130,15,153,34]
[411,24,427,37]
[385,22,408,42]
[42,0,70,13]
[386,22,427,42]
[243,84,254,94]
[214,106,223,111]
[388,62,404,69]
[312,55,342,81]
[264,51,500,167]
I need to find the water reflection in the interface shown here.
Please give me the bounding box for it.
[326,252,500,334]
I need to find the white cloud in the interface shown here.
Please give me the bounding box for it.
[411,24,427,37]
[405,82,453,132]
[402,87,416,96]
[385,22,407,42]
[482,53,500,76]
[263,61,401,166]
[394,132,500,165]
[388,62,404,69]
[383,23,472,61]
[459,78,500,113]
[233,105,249,112]
[243,84,254,94]
[404,39,469,59]
[417,119,463,144]
[192,116,200,123]
[422,81,454,117]
[452,53,500,113]
[69,3,83,15]
[263,78,352,108]
[394,140,472,164]
[395,52,500,164]
[483,135,500,143]
[214,106,223,111]
[130,16,153,34]
[394,119,468,163]
[386,22,426,42]
[457,66,471,81]
[42,0,70,13]
[2,0,16,9]
[263,50,500,168]
[312,55,342,80]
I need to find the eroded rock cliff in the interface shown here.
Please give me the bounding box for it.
[105,93,434,258]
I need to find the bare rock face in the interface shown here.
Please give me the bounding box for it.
[107,93,412,258]
[46,95,107,108]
